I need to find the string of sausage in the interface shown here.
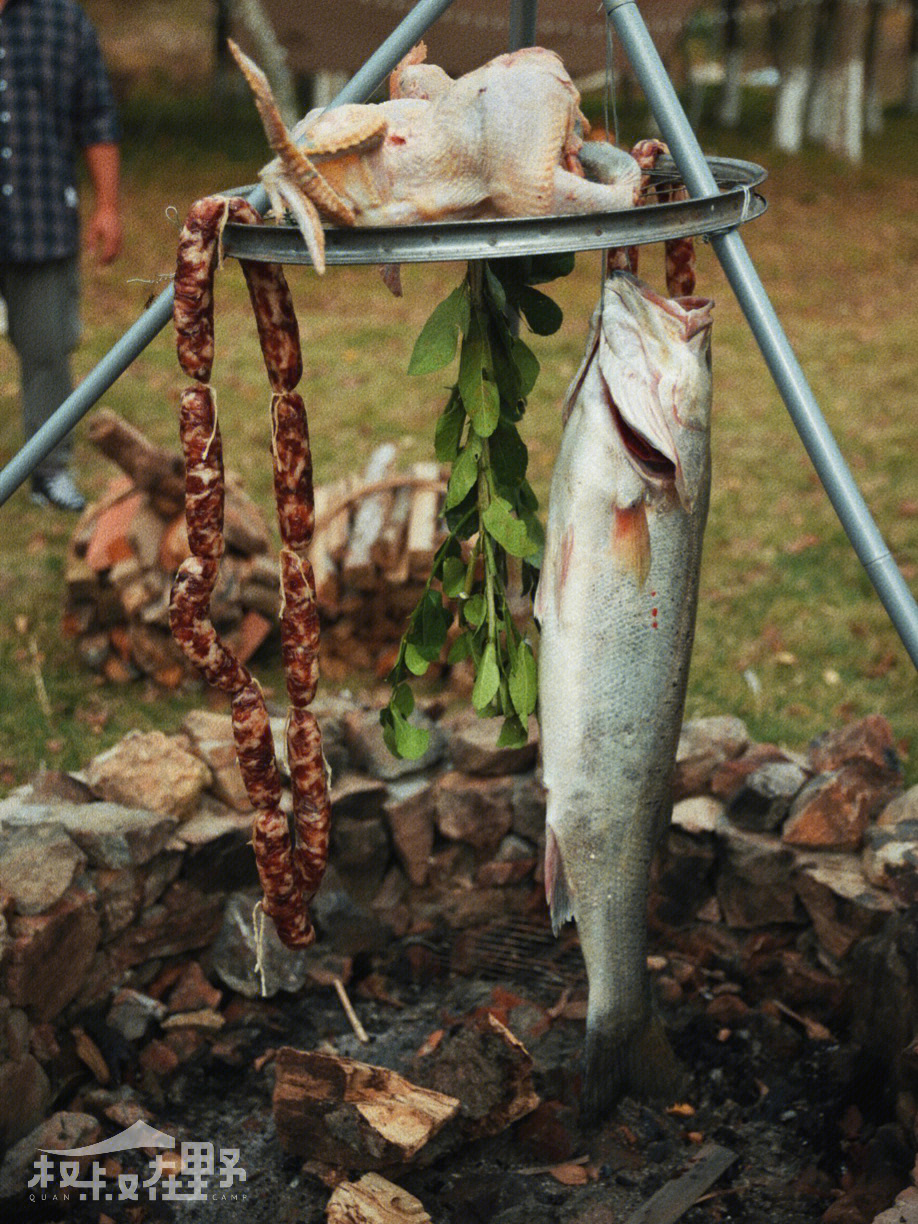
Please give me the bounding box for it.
[169,195,330,949]
[607,138,696,299]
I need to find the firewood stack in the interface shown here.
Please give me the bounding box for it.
[306,442,450,679]
[63,409,277,685]
[63,415,449,684]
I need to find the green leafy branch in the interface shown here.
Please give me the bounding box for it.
[381,253,573,760]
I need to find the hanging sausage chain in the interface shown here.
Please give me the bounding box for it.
[609,138,696,299]
[169,195,329,949]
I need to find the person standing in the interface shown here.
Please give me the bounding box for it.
[0,0,122,511]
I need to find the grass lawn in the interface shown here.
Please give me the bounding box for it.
[0,91,915,791]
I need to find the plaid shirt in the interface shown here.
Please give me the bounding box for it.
[0,0,120,262]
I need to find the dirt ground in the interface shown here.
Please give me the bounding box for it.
[12,909,910,1224]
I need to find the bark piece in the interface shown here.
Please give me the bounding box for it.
[87,407,186,514]
[406,462,444,580]
[326,1173,433,1224]
[272,1047,460,1167]
[410,1012,539,1141]
[342,444,398,590]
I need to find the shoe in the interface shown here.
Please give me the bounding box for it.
[31,471,87,512]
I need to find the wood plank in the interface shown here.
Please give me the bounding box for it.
[623,1143,737,1224]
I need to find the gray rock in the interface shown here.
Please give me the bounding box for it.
[210,890,315,998]
[674,715,749,798]
[725,760,809,833]
[445,710,539,777]
[331,815,391,904]
[436,772,514,856]
[671,795,724,836]
[384,777,436,887]
[342,707,446,781]
[86,730,212,820]
[510,772,545,845]
[0,801,177,869]
[794,852,895,960]
[862,822,918,903]
[0,1053,51,1151]
[0,823,86,915]
[330,772,388,822]
[2,890,101,1021]
[0,1111,100,1199]
[106,988,167,1042]
[716,827,802,928]
[312,880,392,958]
[878,785,918,829]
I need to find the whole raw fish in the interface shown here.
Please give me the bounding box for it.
[534,269,714,1120]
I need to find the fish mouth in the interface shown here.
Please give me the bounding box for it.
[600,370,677,485]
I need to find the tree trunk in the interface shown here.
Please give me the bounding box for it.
[805,0,838,145]
[863,0,883,136]
[907,0,918,113]
[822,0,870,161]
[773,0,819,152]
[230,0,299,125]
[718,0,743,128]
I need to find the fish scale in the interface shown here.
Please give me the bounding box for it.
[535,270,714,1121]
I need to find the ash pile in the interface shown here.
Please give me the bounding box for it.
[64,416,450,684]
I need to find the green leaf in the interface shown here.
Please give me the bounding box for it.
[472,642,500,712]
[441,555,466,598]
[511,338,540,397]
[497,715,529,749]
[458,314,500,437]
[490,420,529,492]
[383,709,431,760]
[445,433,482,510]
[407,286,468,375]
[482,496,539,559]
[518,286,564,336]
[434,393,465,464]
[447,631,472,664]
[404,643,430,676]
[484,265,508,315]
[508,640,538,721]
[527,251,575,284]
[390,682,415,719]
[418,589,450,659]
[463,593,486,629]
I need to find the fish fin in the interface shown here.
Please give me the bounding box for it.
[545,826,574,935]
[611,502,651,587]
[581,1012,685,1124]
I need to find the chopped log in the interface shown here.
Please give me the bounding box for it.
[326,1174,433,1224]
[272,1047,460,1168]
[372,484,413,577]
[342,444,399,591]
[87,408,186,516]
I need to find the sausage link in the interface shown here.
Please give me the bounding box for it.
[231,681,283,811]
[272,392,315,552]
[179,386,224,560]
[287,708,331,902]
[227,197,303,392]
[169,557,250,692]
[252,807,315,947]
[280,547,320,709]
[174,197,229,382]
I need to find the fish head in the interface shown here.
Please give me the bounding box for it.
[596,271,714,512]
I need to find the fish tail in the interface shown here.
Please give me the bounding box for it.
[545,825,574,935]
[581,1012,684,1124]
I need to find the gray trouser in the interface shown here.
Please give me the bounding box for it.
[0,256,81,478]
